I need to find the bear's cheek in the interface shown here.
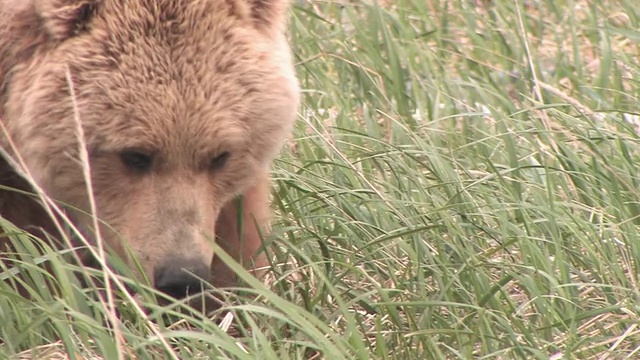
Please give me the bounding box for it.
[243,83,300,166]
[2,68,68,146]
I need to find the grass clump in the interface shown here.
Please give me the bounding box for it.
[2,0,640,359]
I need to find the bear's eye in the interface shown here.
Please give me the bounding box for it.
[210,151,230,171]
[120,151,154,172]
[72,3,97,35]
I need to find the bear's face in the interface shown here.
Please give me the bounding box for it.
[0,0,299,294]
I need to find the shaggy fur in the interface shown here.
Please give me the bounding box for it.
[0,0,299,300]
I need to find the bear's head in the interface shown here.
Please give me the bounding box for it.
[0,0,299,303]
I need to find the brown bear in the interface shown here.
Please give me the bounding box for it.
[0,0,299,307]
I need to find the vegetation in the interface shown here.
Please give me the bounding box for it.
[1,0,640,358]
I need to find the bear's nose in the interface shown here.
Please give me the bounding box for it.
[153,259,210,300]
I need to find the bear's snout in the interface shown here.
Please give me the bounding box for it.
[153,258,211,300]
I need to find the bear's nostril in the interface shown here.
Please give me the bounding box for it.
[154,260,210,300]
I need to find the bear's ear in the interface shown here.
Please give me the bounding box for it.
[35,0,97,40]
[245,0,292,33]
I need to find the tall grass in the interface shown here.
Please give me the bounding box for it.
[2,0,640,358]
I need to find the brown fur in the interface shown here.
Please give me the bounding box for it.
[0,0,299,300]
